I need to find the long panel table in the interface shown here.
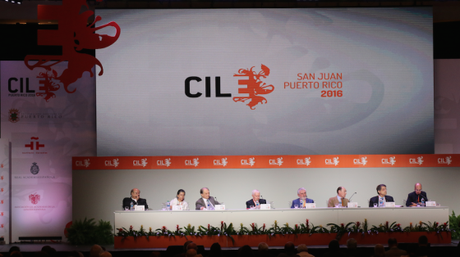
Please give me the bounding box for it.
[114,207,449,231]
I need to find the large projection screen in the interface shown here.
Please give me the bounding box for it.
[96,8,433,156]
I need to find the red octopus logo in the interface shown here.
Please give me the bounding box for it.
[233,64,275,110]
[24,0,120,101]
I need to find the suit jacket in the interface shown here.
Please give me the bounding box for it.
[406,191,428,207]
[291,198,314,208]
[122,197,148,210]
[245,199,267,209]
[195,196,220,210]
[369,195,394,207]
[327,196,349,207]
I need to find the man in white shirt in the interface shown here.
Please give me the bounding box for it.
[195,187,221,210]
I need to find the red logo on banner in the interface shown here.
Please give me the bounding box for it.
[25,137,45,150]
[1,224,3,228]
[0,212,3,216]
[1,200,3,204]
[24,0,120,101]
[0,188,3,192]
[233,64,275,110]
[29,193,41,205]
[8,108,20,123]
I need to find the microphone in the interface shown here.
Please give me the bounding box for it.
[214,196,218,204]
[349,192,357,201]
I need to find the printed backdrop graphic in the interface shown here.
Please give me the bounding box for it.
[0,61,96,242]
[96,8,434,156]
[0,138,10,243]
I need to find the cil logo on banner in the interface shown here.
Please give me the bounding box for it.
[382,156,396,165]
[269,157,283,166]
[185,64,274,110]
[353,157,368,166]
[105,159,120,168]
[325,157,340,166]
[241,157,256,167]
[297,157,312,166]
[75,159,91,168]
[157,158,172,167]
[213,158,228,167]
[133,158,148,168]
[409,156,424,166]
[438,156,452,165]
[21,0,120,102]
[185,158,200,167]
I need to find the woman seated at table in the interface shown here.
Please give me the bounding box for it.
[170,189,188,210]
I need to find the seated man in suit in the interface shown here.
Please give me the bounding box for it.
[246,189,267,209]
[291,187,314,208]
[195,187,221,210]
[122,188,148,210]
[369,184,394,207]
[406,182,428,207]
[327,186,349,207]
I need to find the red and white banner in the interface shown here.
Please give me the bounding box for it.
[1,60,96,243]
[73,154,460,170]
[0,138,10,243]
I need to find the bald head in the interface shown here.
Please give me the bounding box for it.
[258,242,269,251]
[90,245,103,257]
[99,252,112,257]
[297,244,308,253]
[130,188,140,200]
[414,183,422,195]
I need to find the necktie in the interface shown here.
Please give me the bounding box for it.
[418,195,420,202]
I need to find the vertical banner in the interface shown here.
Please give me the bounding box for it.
[0,61,96,242]
[0,138,10,243]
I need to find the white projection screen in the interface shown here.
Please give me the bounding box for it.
[96,8,434,156]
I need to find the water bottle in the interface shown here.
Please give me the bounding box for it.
[379,198,384,207]
[421,198,425,207]
[166,201,170,210]
[256,201,260,209]
[300,199,304,208]
[130,201,134,211]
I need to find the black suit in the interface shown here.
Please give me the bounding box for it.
[245,199,267,209]
[406,191,428,206]
[123,197,148,210]
[369,195,394,207]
